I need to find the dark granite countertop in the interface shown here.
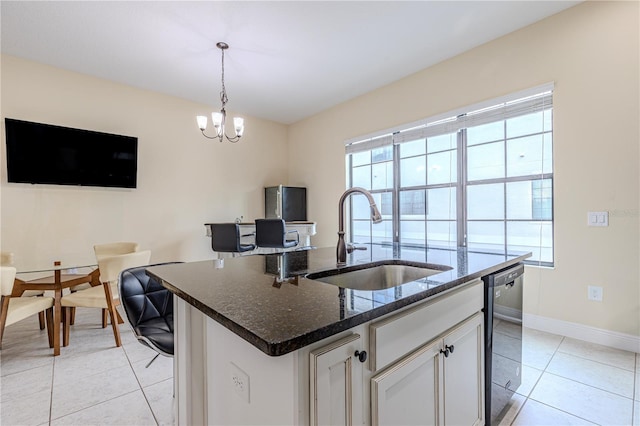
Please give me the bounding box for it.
[147,244,530,357]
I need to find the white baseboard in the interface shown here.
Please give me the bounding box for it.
[523,313,640,354]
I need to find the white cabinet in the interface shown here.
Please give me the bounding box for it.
[309,280,485,426]
[371,313,484,426]
[371,338,441,425]
[309,333,364,426]
[441,313,484,426]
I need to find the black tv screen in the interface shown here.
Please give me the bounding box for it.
[5,118,137,189]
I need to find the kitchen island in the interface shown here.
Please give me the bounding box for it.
[147,244,530,425]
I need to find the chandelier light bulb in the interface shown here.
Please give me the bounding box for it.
[234,117,244,136]
[196,115,207,131]
[212,112,223,128]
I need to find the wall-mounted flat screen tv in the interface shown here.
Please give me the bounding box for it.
[5,118,138,189]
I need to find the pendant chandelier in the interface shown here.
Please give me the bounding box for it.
[197,42,245,143]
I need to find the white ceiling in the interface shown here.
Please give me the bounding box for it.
[1,1,580,124]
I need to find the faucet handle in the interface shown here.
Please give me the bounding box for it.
[346,243,367,253]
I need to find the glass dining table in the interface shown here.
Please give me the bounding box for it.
[13,261,100,356]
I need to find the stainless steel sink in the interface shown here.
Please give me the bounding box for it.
[305,261,451,290]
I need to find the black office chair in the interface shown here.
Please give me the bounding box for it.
[255,219,299,249]
[210,223,256,253]
[118,263,180,367]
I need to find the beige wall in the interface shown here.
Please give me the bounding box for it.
[288,2,640,337]
[1,55,289,269]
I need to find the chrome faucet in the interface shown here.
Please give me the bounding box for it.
[337,187,383,266]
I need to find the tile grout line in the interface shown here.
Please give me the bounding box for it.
[48,343,143,424]
[534,369,636,403]
[122,341,161,426]
[508,335,566,425]
[555,348,638,373]
[520,399,599,426]
[49,355,56,425]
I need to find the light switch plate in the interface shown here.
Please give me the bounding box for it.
[587,211,608,227]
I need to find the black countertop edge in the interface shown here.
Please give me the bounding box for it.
[148,246,530,357]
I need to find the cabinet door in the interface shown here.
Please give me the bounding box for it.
[310,333,363,426]
[371,339,442,426]
[441,313,484,426]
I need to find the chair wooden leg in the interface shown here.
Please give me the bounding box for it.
[38,311,45,330]
[106,304,121,347]
[46,308,54,348]
[70,307,76,325]
[116,309,124,324]
[62,307,70,347]
[102,308,108,328]
[103,282,121,347]
[0,296,10,350]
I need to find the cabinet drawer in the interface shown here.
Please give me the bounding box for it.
[370,279,482,372]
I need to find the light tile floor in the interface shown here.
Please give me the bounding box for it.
[500,328,639,426]
[1,308,638,425]
[1,307,173,425]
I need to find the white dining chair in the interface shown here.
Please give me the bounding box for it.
[61,250,151,348]
[0,266,54,349]
[68,242,140,325]
[1,251,47,330]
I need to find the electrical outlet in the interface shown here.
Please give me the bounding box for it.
[230,362,250,403]
[587,285,603,302]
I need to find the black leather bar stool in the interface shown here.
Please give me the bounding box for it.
[255,219,299,249]
[210,223,256,253]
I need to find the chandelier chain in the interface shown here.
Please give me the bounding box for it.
[220,47,228,108]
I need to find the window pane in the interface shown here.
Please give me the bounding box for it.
[427,133,456,153]
[371,220,393,244]
[372,146,392,163]
[506,181,532,219]
[372,161,393,190]
[400,139,426,158]
[507,133,552,177]
[506,110,552,138]
[506,179,553,220]
[400,190,426,219]
[467,221,505,250]
[352,220,371,242]
[352,194,371,220]
[467,141,504,181]
[352,164,371,189]
[427,150,457,185]
[373,192,393,218]
[532,179,553,220]
[467,183,504,220]
[352,151,370,167]
[427,187,456,220]
[400,221,425,245]
[507,221,553,263]
[426,221,456,248]
[400,156,426,187]
[467,121,504,146]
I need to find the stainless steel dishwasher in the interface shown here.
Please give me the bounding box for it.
[483,263,524,426]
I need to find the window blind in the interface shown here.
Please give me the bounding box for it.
[345,82,554,155]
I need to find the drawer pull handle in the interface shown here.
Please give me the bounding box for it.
[354,350,367,363]
[440,345,455,358]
